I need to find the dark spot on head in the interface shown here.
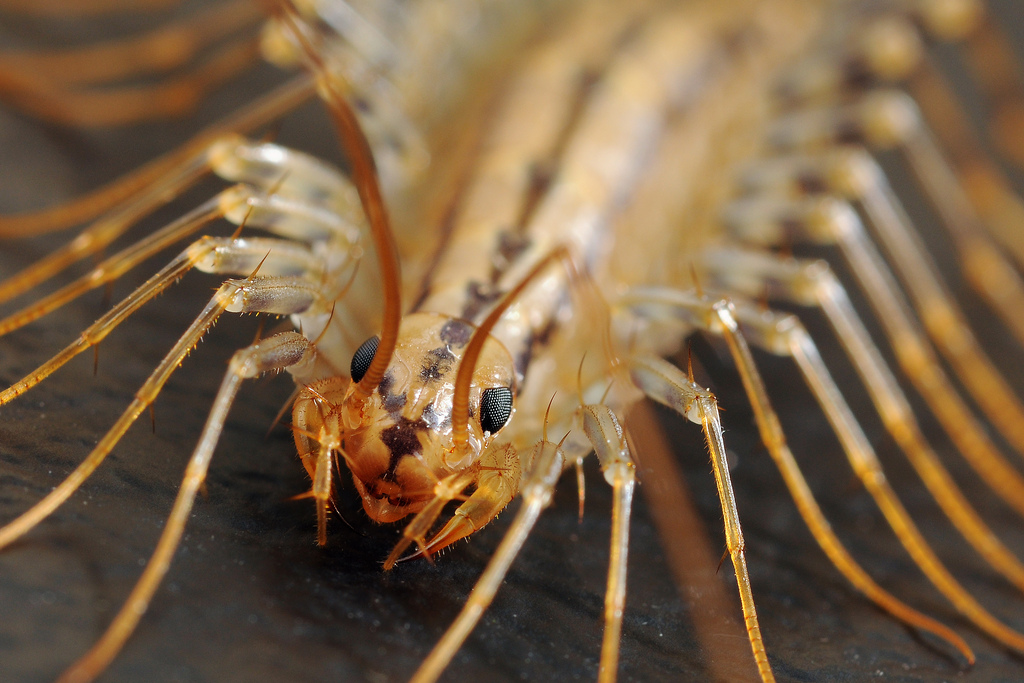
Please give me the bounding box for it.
[420,346,456,382]
[383,391,407,412]
[421,402,451,431]
[439,319,473,347]
[377,371,407,411]
[380,417,424,474]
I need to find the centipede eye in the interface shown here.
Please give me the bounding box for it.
[350,336,380,383]
[480,386,513,434]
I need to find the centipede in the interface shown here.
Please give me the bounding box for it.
[1,1,1024,681]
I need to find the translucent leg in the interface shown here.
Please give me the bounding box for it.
[739,148,1024,462]
[699,244,1024,587]
[629,354,775,683]
[578,404,637,683]
[740,303,1024,653]
[622,402,761,682]
[0,175,362,337]
[0,148,215,305]
[410,439,565,683]
[0,0,261,87]
[621,288,973,661]
[0,233,354,547]
[0,191,234,336]
[891,90,1024,349]
[770,85,1024,348]
[0,233,337,405]
[0,284,231,551]
[55,329,319,683]
[0,74,314,236]
[905,56,1024,279]
[722,193,1024,507]
[953,5,1024,167]
[0,35,261,127]
[0,129,362,308]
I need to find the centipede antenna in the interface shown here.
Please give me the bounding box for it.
[276,4,401,398]
[452,246,571,450]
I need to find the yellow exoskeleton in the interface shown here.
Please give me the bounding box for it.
[2,0,1024,681]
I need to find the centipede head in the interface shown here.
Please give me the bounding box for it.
[295,313,516,524]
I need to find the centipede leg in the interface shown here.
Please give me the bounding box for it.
[767,102,1024,458]
[576,404,637,683]
[628,354,775,683]
[699,245,1024,588]
[410,439,565,683]
[621,288,974,661]
[57,329,320,683]
[738,301,1024,652]
[0,75,315,237]
[719,189,1024,514]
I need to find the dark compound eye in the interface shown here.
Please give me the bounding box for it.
[350,336,380,383]
[480,386,513,434]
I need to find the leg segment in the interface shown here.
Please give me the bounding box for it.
[622,289,973,661]
[718,197,1024,515]
[578,404,637,683]
[628,354,774,683]
[0,230,356,548]
[56,329,319,683]
[410,439,565,683]
[0,75,315,236]
[739,151,1024,462]
[728,295,1024,652]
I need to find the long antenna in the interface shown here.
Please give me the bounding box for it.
[276,4,401,398]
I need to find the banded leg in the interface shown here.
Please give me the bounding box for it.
[621,289,973,660]
[0,134,362,309]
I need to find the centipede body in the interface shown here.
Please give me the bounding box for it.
[1,1,1024,681]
